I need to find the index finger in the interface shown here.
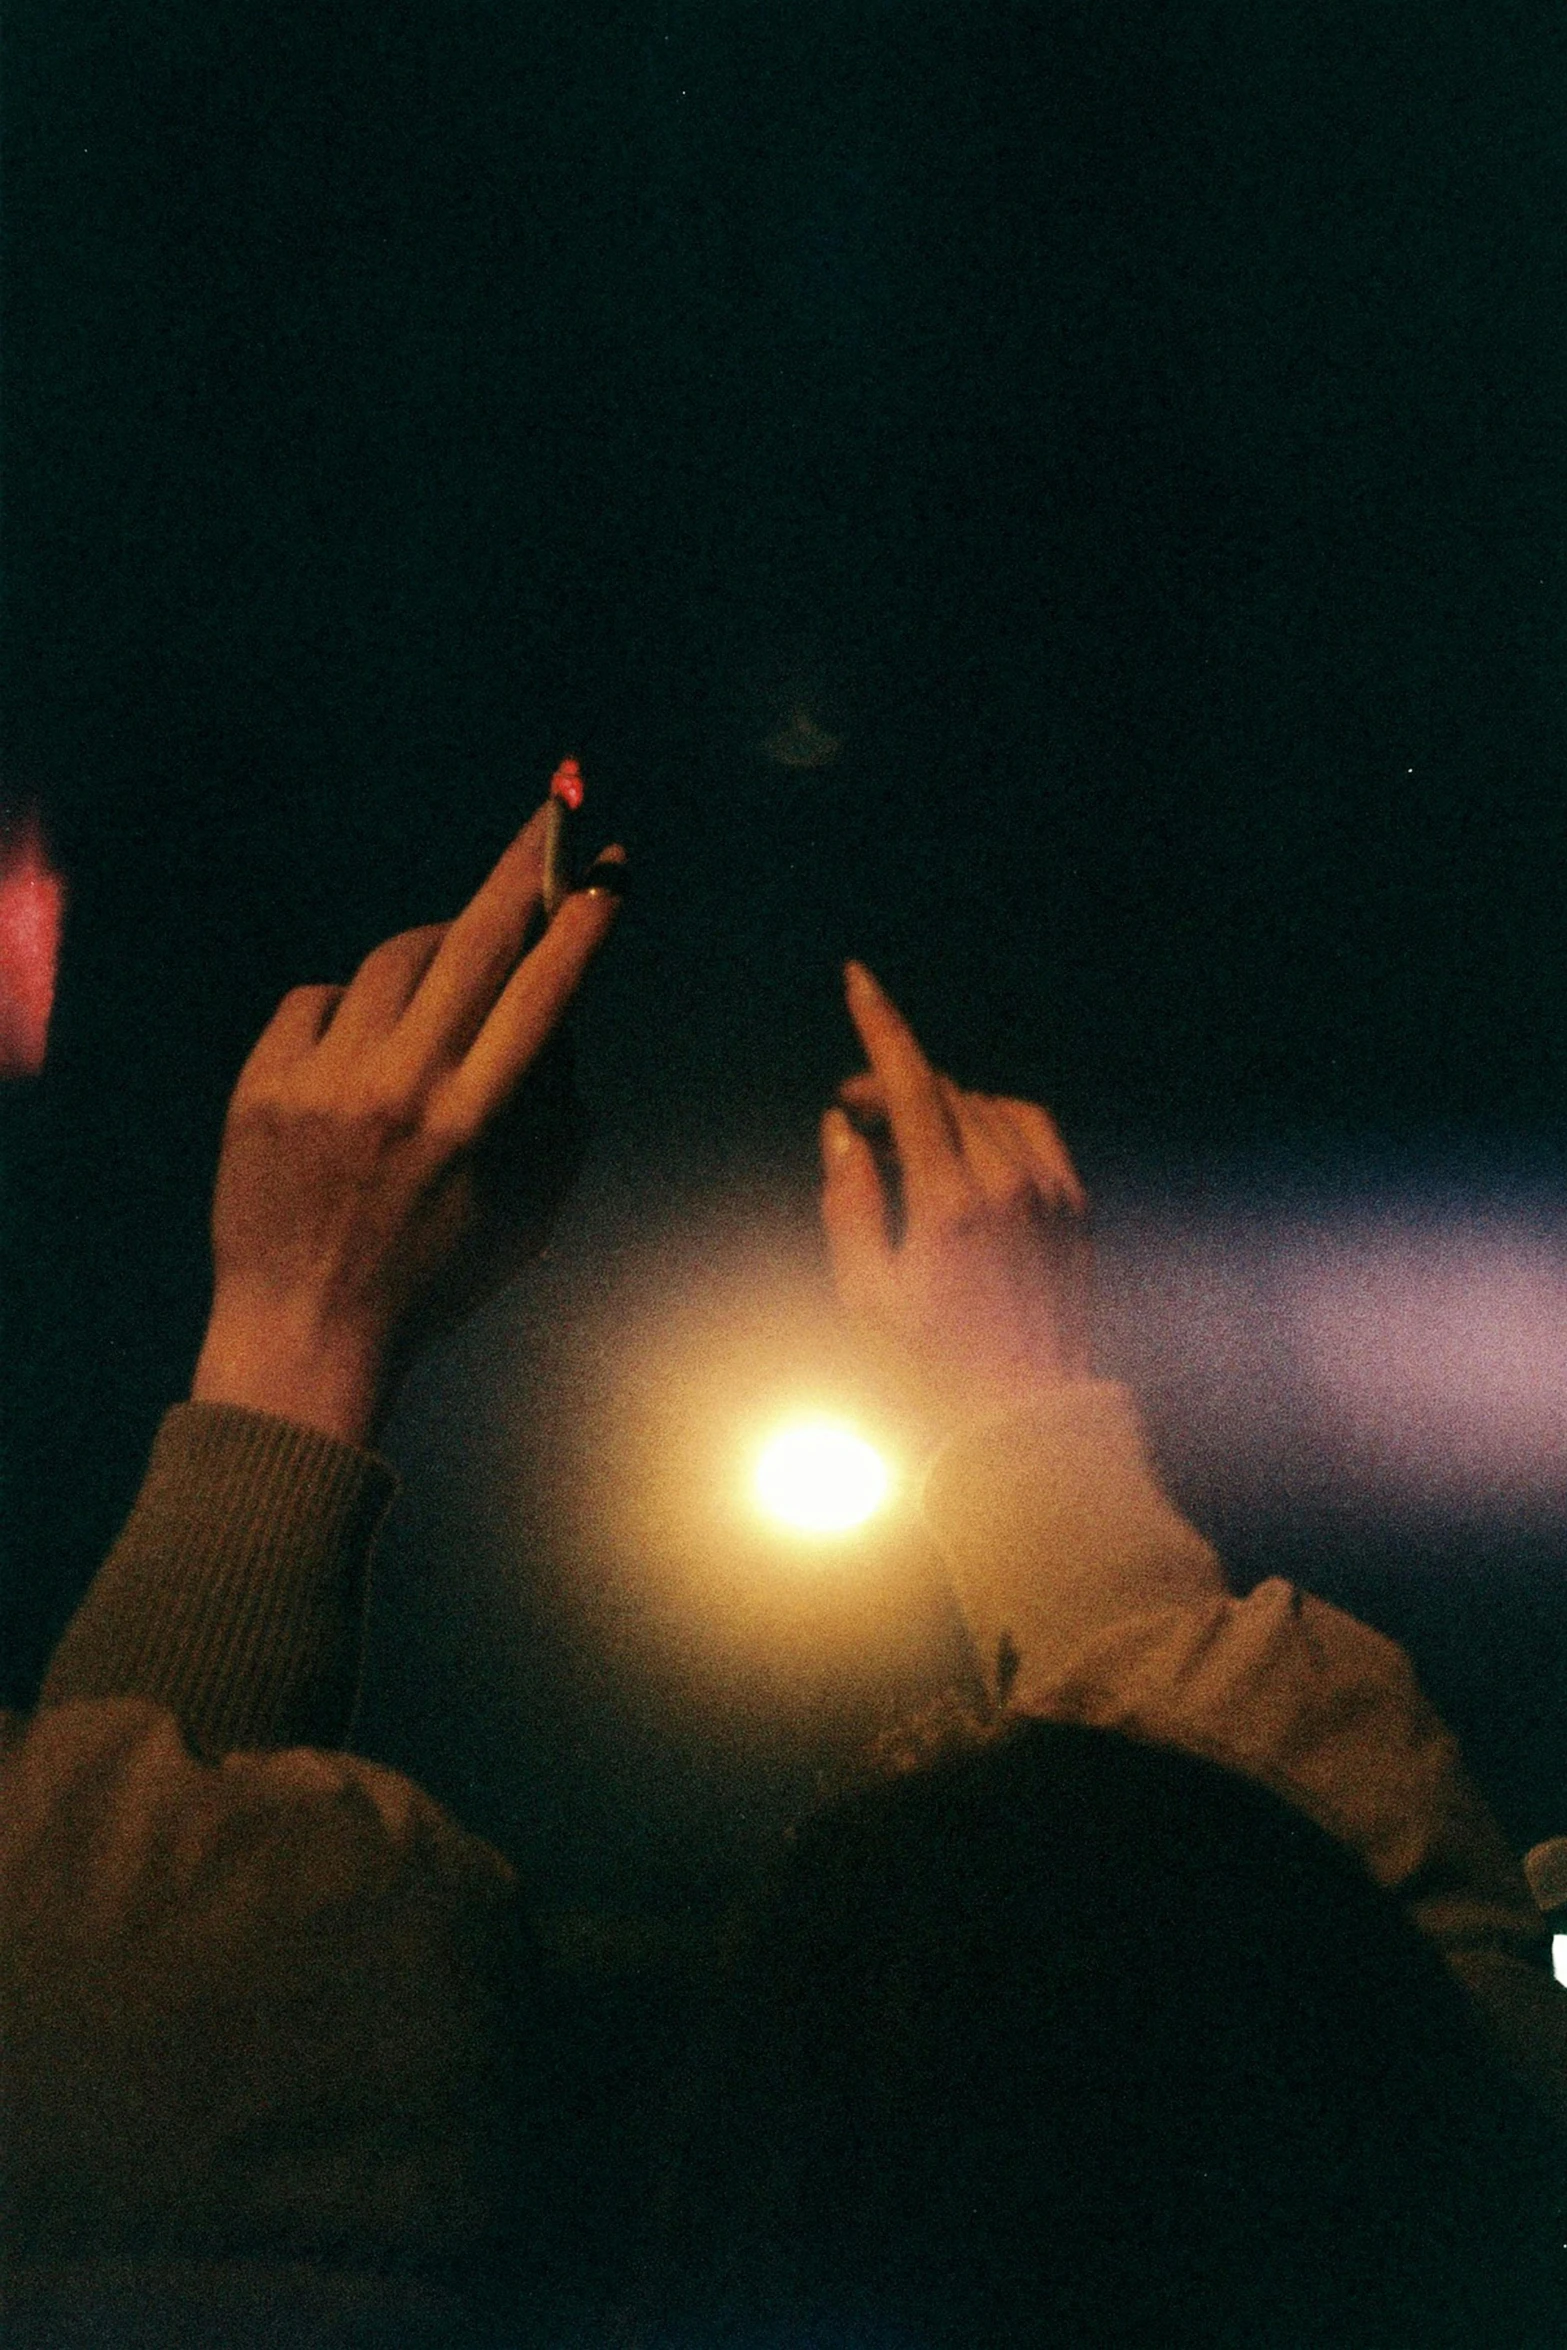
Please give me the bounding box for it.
[438,854,625,1138]
[392,801,553,1080]
[842,963,969,1222]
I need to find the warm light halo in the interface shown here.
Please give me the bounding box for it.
[752,1416,893,1536]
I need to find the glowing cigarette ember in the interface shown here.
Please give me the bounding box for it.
[0,810,64,1079]
[542,757,584,920]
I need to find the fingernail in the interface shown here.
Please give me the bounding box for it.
[823,1107,855,1160]
[844,959,870,993]
[580,854,630,899]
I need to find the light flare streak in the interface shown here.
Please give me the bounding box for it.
[1101,1179,1567,1527]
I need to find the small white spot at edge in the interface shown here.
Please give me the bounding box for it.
[1552,1933,1567,1990]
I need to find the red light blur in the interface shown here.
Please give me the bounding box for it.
[0,810,64,1079]
[549,756,585,810]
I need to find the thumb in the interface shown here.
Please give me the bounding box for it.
[820,1106,894,1314]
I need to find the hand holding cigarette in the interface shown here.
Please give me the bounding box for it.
[820,962,1092,1431]
[192,794,625,1445]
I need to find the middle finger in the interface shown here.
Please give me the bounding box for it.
[391,803,552,1082]
[439,852,625,1138]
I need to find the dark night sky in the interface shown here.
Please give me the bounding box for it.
[5,0,1567,1911]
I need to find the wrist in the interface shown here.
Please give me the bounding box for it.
[920,1382,1226,1702]
[910,1342,1092,1439]
[192,1295,388,1448]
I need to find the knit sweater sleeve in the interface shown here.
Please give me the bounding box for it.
[38,1402,399,1755]
[920,1381,1567,2131]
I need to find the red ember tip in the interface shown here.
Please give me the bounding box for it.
[549,757,585,811]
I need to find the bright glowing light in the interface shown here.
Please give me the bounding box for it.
[1554,1936,1567,1991]
[753,1418,891,1536]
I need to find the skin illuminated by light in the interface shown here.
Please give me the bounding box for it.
[753,1418,891,1535]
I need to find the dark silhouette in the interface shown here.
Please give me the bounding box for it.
[643,1715,1563,2349]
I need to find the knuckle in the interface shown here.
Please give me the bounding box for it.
[991,1171,1033,1217]
[326,1069,422,1144]
[422,1099,479,1157]
[358,1086,423,1142]
[419,1069,483,1150]
[929,1180,985,1235]
[224,1087,299,1151]
[233,1053,293,1114]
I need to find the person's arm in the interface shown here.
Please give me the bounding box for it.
[38,1404,397,1752]
[37,802,625,1756]
[821,962,1567,2127]
[4,807,628,2276]
[920,1383,1567,2129]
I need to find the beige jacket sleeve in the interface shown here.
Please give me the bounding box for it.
[0,1700,526,2265]
[3,1403,526,2268]
[39,1402,400,1755]
[921,1380,1567,2133]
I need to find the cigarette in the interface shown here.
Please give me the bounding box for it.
[542,757,585,919]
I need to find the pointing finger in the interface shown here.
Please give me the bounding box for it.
[842,963,968,1225]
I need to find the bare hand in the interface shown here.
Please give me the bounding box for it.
[820,962,1091,1431]
[191,805,625,1443]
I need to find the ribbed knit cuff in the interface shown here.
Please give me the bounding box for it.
[38,1403,399,1755]
[920,1382,1226,1703]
